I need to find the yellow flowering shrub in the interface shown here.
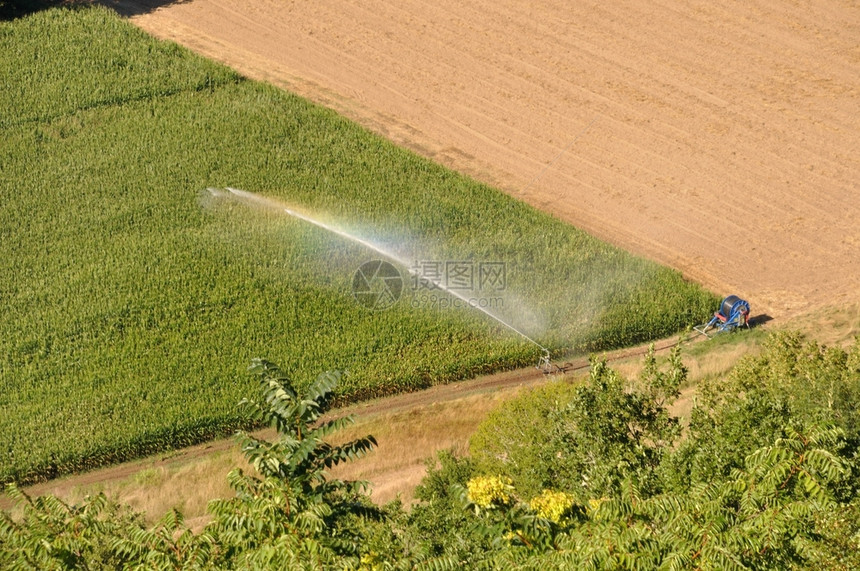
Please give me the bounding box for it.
[529,489,576,523]
[466,475,515,509]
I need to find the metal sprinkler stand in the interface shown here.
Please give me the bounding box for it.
[537,348,574,375]
[537,349,553,373]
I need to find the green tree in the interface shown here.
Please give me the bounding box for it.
[664,332,860,494]
[468,380,580,498]
[470,345,685,501]
[205,359,379,567]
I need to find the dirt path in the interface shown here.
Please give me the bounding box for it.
[3,335,689,510]
[1,365,551,511]
[103,0,860,319]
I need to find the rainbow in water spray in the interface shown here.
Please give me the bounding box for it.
[207,187,550,359]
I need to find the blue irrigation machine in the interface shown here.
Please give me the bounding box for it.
[694,295,751,338]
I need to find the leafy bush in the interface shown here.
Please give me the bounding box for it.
[663,331,860,494]
[414,334,860,569]
[470,345,685,500]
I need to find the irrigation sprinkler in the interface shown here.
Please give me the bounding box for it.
[694,295,751,338]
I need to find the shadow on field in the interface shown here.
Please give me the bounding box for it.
[98,0,191,17]
[0,0,188,20]
[0,0,70,20]
[749,314,774,328]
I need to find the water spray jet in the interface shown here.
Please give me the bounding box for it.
[210,188,558,370]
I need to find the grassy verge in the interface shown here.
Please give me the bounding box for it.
[0,6,717,484]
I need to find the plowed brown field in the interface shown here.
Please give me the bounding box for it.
[107,0,859,319]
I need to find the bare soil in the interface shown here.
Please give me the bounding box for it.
[103,0,860,319]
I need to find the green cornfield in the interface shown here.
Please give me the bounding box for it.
[0,6,718,484]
